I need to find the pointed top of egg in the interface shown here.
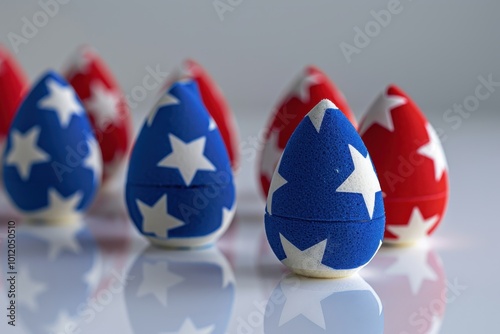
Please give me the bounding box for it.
[359,84,427,136]
[127,80,232,188]
[267,99,383,222]
[181,59,240,170]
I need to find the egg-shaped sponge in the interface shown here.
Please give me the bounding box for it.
[265,99,384,278]
[2,71,102,222]
[65,46,133,185]
[359,85,449,245]
[126,80,236,248]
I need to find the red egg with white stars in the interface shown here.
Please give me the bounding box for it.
[0,46,28,143]
[65,46,132,186]
[183,59,240,170]
[359,85,449,245]
[258,65,357,198]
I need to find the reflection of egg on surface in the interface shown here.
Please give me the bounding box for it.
[359,85,449,245]
[126,81,236,248]
[264,274,383,334]
[65,46,133,186]
[3,221,100,334]
[367,243,446,334]
[124,246,235,334]
[258,65,356,198]
[2,71,101,222]
[265,99,385,278]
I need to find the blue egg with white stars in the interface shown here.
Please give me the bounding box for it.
[265,99,385,278]
[126,80,236,248]
[2,71,102,222]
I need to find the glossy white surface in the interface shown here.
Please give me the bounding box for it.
[0,113,498,334]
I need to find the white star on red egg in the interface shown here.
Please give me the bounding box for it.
[85,81,121,129]
[417,122,448,181]
[290,70,322,103]
[387,207,439,244]
[358,92,407,135]
[69,47,95,73]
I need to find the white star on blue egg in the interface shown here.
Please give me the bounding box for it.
[158,134,216,186]
[264,99,385,279]
[2,71,100,221]
[137,194,185,238]
[38,79,84,128]
[266,156,287,215]
[126,79,236,248]
[336,145,381,219]
[25,188,84,221]
[5,126,50,180]
[358,92,407,135]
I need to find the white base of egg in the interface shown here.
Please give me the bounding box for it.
[7,195,84,225]
[23,212,83,225]
[382,237,425,247]
[282,240,382,279]
[287,266,363,279]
